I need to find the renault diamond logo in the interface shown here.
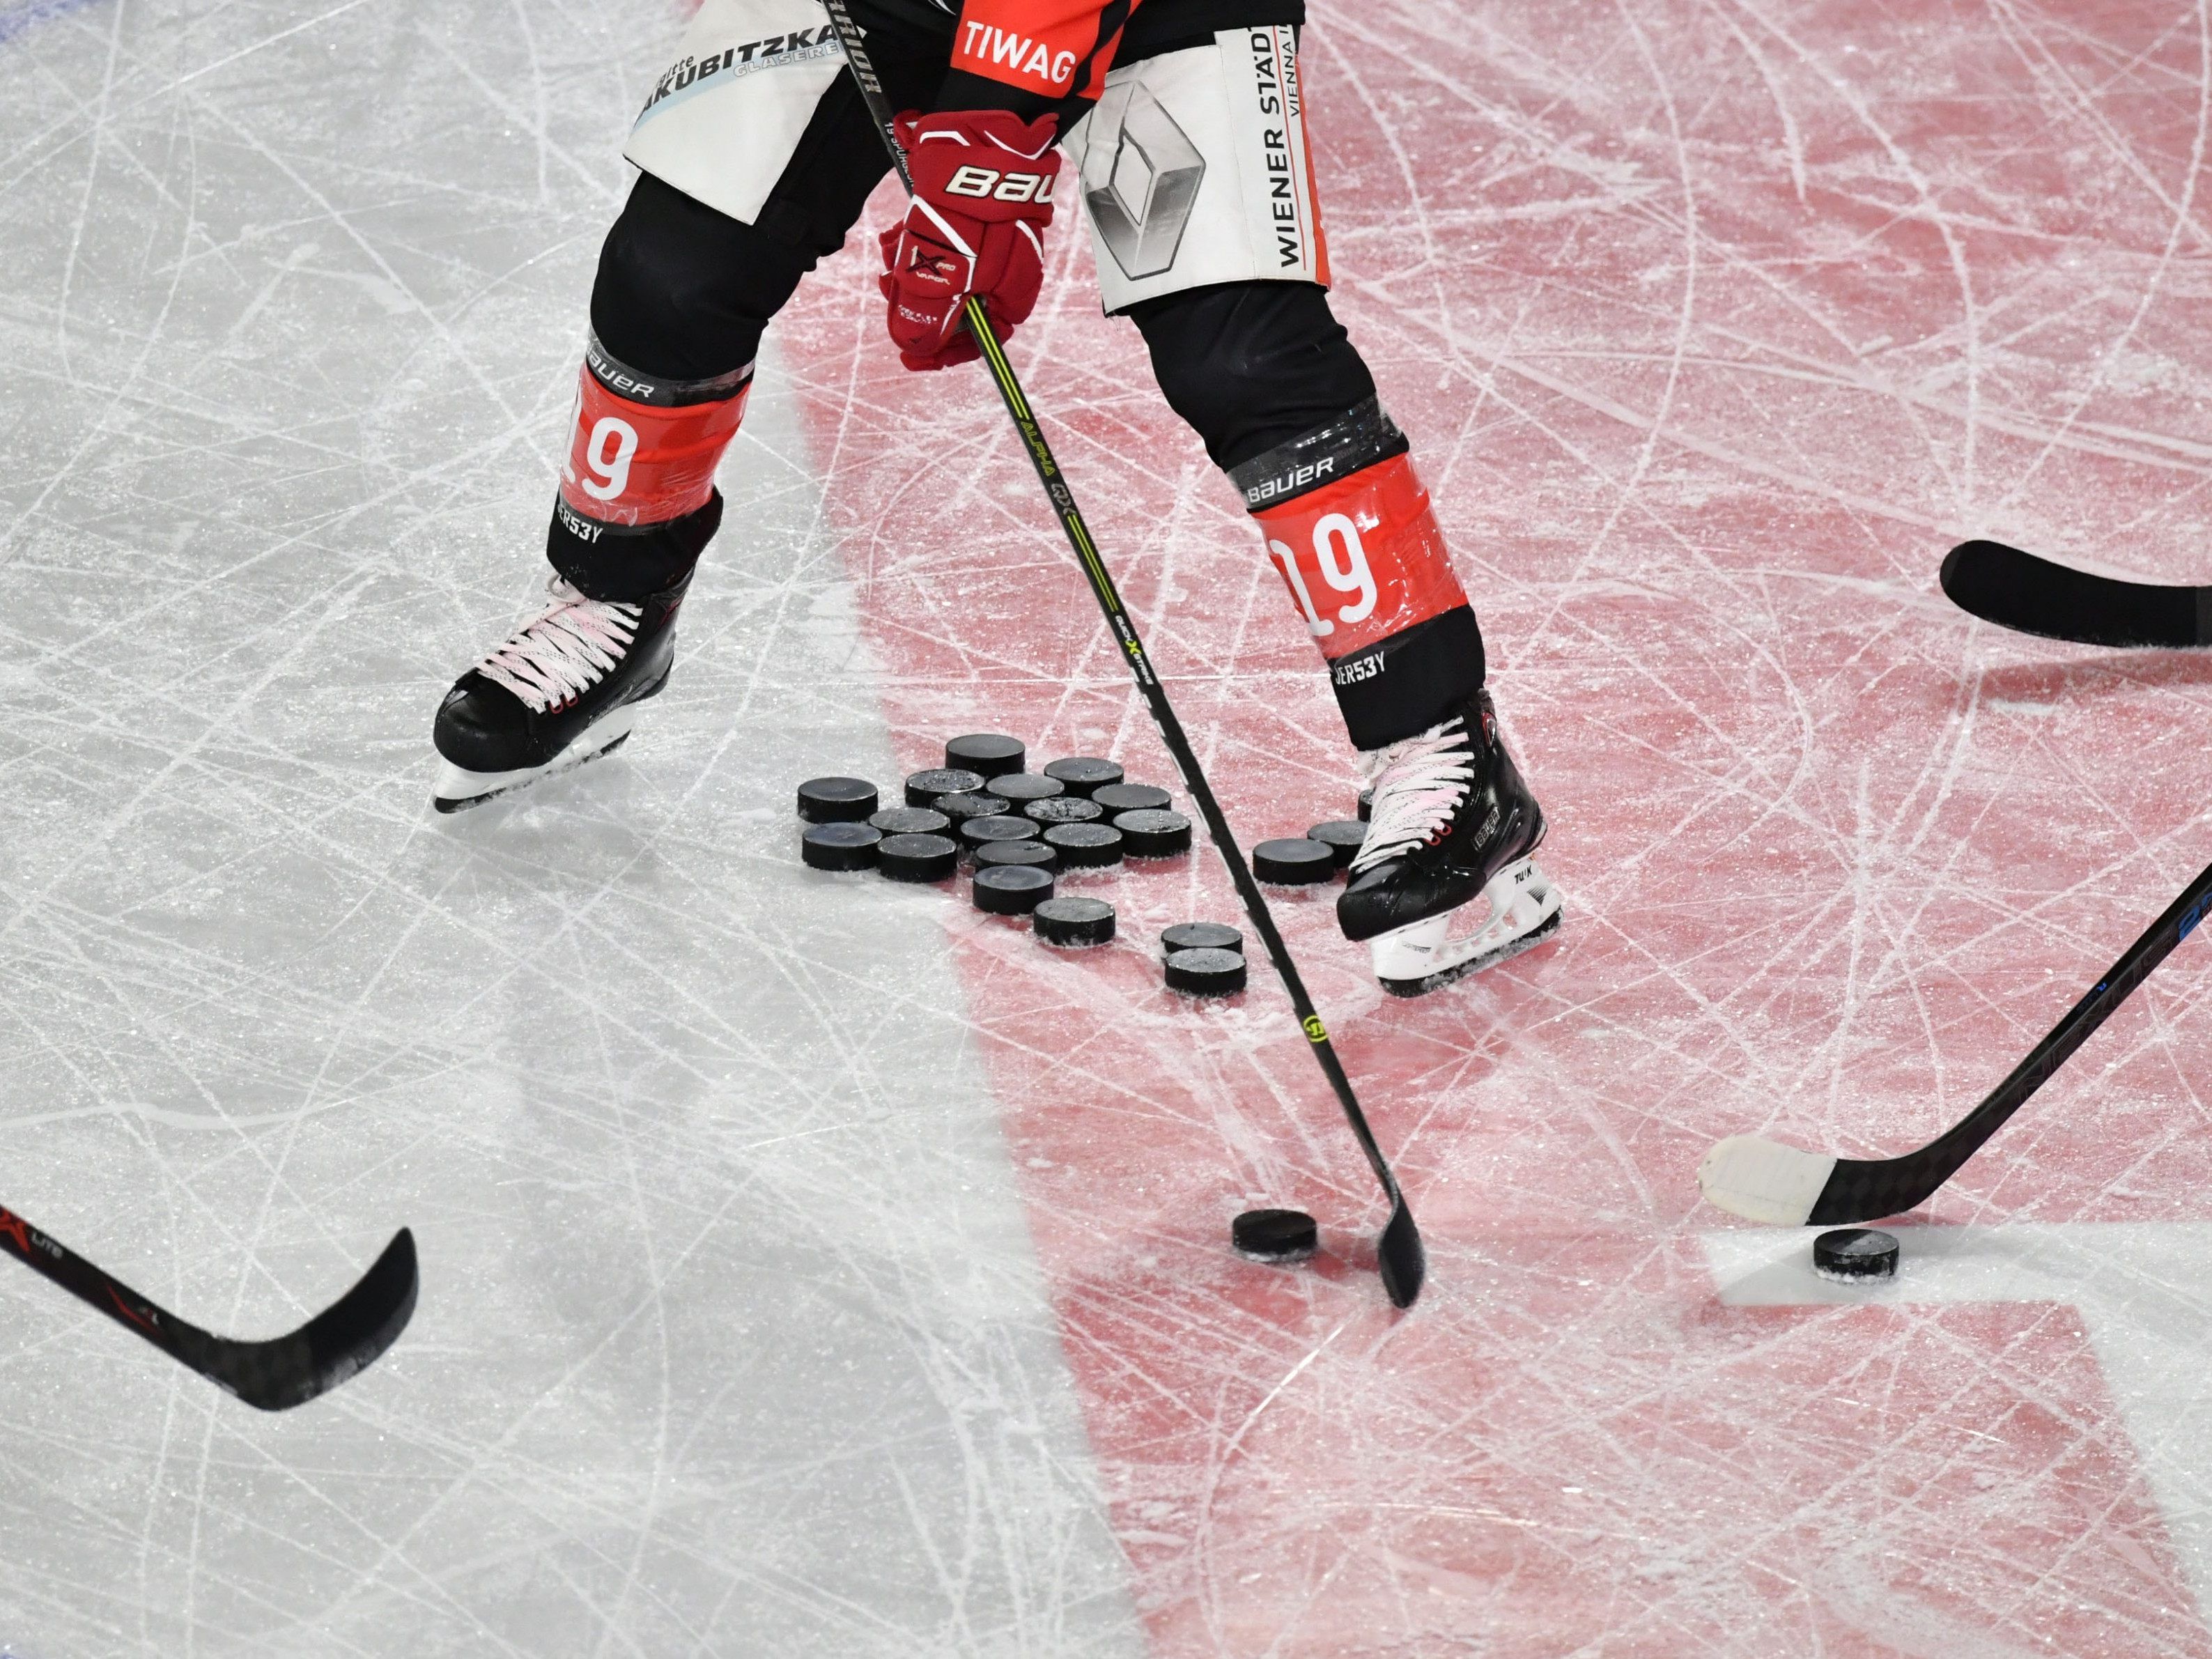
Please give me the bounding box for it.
[1083,82,1205,279]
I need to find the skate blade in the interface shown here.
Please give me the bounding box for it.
[1372,858,1563,998]
[431,710,640,814]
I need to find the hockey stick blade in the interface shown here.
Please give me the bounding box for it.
[1942,539,2212,649]
[1701,855,2212,1226]
[1377,1194,1424,1309]
[0,1210,419,1410]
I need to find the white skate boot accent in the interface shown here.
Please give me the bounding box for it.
[1368,857,1563,998]
[431,704,643,813]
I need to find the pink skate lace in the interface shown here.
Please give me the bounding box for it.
[476,579,641,713]
[1349,717,1475,874]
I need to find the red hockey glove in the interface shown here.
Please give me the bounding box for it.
[877,109,1060,372]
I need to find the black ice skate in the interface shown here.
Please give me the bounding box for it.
[431,573,688,812]
[1336,690,1562,996]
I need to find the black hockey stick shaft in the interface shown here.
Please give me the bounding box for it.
[0,1203,418,1410]
[1809,854,2212,1224]
[1941,539,2212,649]
[823,1,1423,1306]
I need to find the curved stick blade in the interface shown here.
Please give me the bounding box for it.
[1698,1136,1835,1226]
[197,1229,420,1412]
[1377,1198,1425,1309]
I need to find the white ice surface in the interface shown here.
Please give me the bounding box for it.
[1706,1225,2212,1628]
[0,2,1142,1653]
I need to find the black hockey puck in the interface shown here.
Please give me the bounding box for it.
[1115,808,1191,858]
[802,822,881,871]
[959,814,1042,856]
[946,733,1025,780]
[796,776,879,824]
[1161,921,1242,955]
[869,806,950,837]
[975,839,1059,874]
[1044,756,1124,798]
[1026,796,1104,826]
[1307,819,1367,870]
[1093,782,1171,815]
[1044,822,1124,867]
[905,767,985,808]
[973,863,1055,916]
[1357,787,1373,822]
[1813,1228,1899,1282]
[1166,948,1245,996]
[989,771,1065,805]
[1034,895,1115,946]
[1253,838,1336,885]
[934,791,1011,826]
[1232,1208,1317,1262]
[877,832,958,883]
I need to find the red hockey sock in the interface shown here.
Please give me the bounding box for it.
[559,338,752,531]
[1238,403,1487,749]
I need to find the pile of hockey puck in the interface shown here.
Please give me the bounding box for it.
[798,734,1249,992]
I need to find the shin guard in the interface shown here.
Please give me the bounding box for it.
[549,336,752,599]
[1234,399,1486,750]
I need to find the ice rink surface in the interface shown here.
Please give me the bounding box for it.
[4,0,2211,1653]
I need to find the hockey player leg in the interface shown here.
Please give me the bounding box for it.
[1237,422,1563,994]
[432,178,807,811]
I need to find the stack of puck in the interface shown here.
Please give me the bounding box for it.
[798,739,1194,964]
[1162,920,1246,997]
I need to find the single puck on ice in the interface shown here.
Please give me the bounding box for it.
[802,822,881,872]
[934,791,1011,827]
[877,832,959,883]
[1307,820,1367,870]
[1162,921,1242,955]
[975,839,1060,873]
[1813,1228,1899,1281]
[1034,896,1115,946]
[870,806,950,837]
[1044,822,1124,867]
[959,815,1042,856]
[905,767,985,808]
[1253,838,1336,885]
[1026,796,1104,826]
[1092,782,1171,815]
[946,733,1025,780]
[973,864,1055,915]
[1115,808,1191,858]
[1232,1208,1317,1263]
[989,771,1065,805]
[796,776,879,824]
[1044,757,1124,797]
[1356,787,1374,823]
[1166,948,1245,996]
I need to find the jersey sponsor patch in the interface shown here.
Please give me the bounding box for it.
[1230,25,1327,285]
[635,24,841,125]
[952,0,1112,96]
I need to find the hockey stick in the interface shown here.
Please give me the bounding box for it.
[1700,856,2212,1226]
[1942,539,2212,649]
[0,1205,417,1410]
[821,2,1424,1308]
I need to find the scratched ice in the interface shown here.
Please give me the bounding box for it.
[5,0,2212,1655]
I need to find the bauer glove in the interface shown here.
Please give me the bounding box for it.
[878,109,1060,372]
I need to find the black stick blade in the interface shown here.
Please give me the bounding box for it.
[1942,539,2210,648]
[184,1229,419,1412]
[1377,1198,1425,1309]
